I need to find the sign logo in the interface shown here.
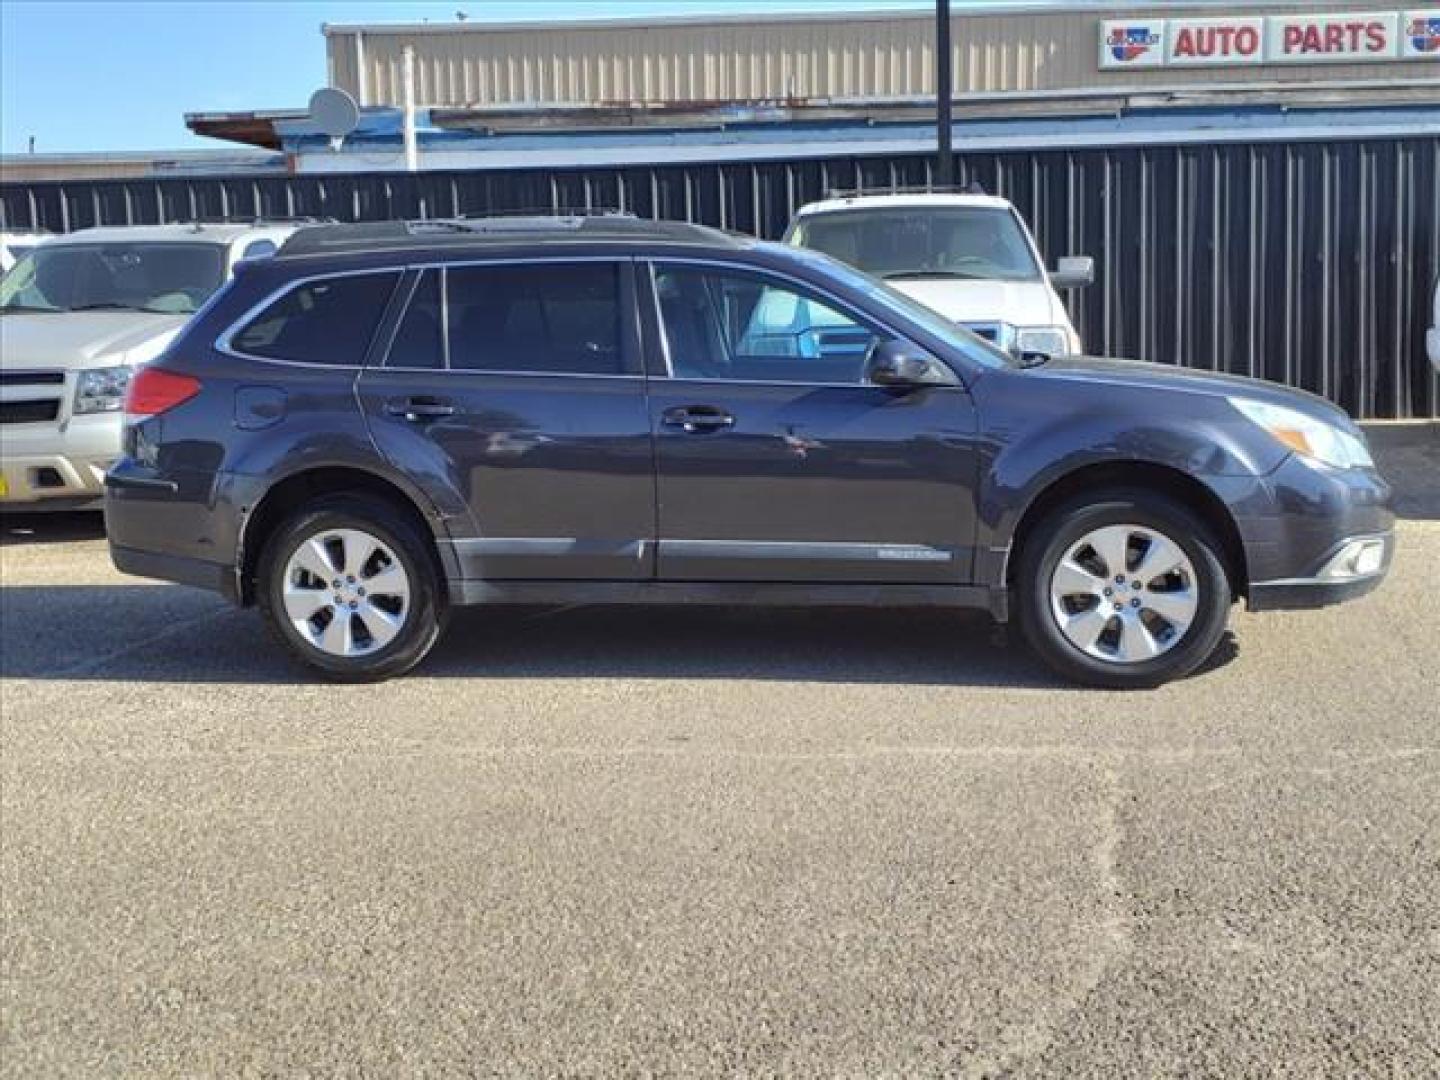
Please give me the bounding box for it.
[1107,25,1161,62]
[1409,14,1440,52]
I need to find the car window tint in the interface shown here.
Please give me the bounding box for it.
[386,269,444,369]
[446,263,625,375]
[654,266,879,384]
[241,239,278,261]
[232,272,399,365]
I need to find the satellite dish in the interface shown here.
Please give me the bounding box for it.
[308,87,359,150]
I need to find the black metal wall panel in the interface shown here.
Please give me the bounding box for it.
[3,136,1436,418]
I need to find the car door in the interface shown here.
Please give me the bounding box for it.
[356,258,654,580]
[642,259,981,583]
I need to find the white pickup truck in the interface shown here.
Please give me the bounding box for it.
[0,222,294,510]
[785,191,1093,359]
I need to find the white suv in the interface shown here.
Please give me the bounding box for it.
[1428,274,1439,376]
[785,192,1092,358]
[0,222,295,509]
[0,231,50,275]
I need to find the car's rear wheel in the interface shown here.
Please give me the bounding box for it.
[258,494,446,681]
[1016,489,1232,689]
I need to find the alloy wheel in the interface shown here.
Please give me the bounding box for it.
[281,528,412,657]
[1048,523,1199,664]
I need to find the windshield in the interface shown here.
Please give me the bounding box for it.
[781,247,1014,371]
[792,206,1043,283]
[0,242,226,315]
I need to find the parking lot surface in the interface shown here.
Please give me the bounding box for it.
[2,427,1437,1077]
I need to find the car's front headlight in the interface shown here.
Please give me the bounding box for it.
[1230,398,1373,469]
[1013,325,1077,358]
[74,365,133,415]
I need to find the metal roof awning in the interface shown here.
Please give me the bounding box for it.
[185,110,310,151]
[186,81,1440,153]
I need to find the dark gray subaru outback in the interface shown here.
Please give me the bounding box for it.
[105,216,1393,688]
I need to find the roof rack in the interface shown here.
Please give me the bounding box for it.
[823,182,988,199]
[409,210,639,236]
[276,215,744,258]
[180,216,338,227]
[455,207,637,221]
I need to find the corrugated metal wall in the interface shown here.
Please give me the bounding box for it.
[2,137,1436,419]
[326,5,1440,107]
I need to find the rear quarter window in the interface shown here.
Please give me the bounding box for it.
[231,272,400,365]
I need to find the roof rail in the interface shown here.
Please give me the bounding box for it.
[823,182,988,198]
[180,216,338,227]
[406,216,588,236]
[454,207,638,220]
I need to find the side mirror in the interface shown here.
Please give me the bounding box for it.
[1051,255,1094,289]
[865,340,958,388]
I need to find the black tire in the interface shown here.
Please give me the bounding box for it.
[257,493,447,682]
[1015,487,1232,689]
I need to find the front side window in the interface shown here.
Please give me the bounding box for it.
[791,207,1042,284]
[0,242,227,315]
[231,272,400,365]
[446,263,626,375]
[653,265,880,384]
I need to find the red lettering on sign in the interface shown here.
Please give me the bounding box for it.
[1284,25,1305,52]
[1365,20,1388,52]
[1175,24,1260,58]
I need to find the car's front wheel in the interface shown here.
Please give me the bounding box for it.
[1016,489,1232,689]
[257,494,446,681]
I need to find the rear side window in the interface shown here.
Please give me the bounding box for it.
[386,269,444,370]
[231,272,399,365]
[445,263,627,375]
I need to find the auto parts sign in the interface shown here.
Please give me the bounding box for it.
[1099,9,1440,67]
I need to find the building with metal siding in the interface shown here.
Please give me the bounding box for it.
[323,2,1440,108]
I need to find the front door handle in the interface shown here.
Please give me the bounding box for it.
[385,396,456,422]
[661,405,735,434]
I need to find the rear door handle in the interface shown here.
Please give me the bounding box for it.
[661,405,735,434]
[385,396,456,422]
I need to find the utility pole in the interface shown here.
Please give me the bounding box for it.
[936,0,954,187]
[402,46,419,173]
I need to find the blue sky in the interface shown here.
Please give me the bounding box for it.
[0,0,958,154]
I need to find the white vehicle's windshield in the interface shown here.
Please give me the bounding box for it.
[780,247,1015,371]
[0,242,226,315]
[793,207,1043,283]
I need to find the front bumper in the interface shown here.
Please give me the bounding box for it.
[0,412,121,509]
[1238,451,1394,613]
[1247,532,1394,612]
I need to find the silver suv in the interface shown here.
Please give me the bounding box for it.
[0,221,295,509]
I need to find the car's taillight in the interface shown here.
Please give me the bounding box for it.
[124,367,201,419]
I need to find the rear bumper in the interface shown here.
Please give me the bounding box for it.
[109,542,239,601]
[1246,532,1394,612]
[104,457,244,602]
